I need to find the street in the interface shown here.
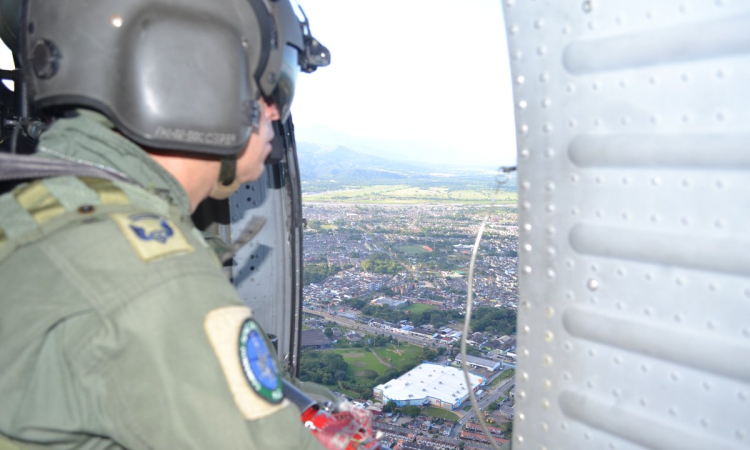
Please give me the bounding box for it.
[450,376,515,437]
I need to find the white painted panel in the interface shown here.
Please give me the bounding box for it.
[506,1,750,449]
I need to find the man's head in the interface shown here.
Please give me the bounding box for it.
[20,0,328,197]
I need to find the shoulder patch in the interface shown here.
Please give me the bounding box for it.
[239,319,284,404]
[204,306,289,420]
[111,212,194,262]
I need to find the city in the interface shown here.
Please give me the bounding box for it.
[300,202,519,449]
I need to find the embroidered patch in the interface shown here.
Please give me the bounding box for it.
[239,319,283,404]
[204,306,289,420]
[111,213,194,262]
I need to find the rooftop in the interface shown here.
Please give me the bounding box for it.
[300,330,332,347]
[376,363,483,405]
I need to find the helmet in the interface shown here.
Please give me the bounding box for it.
[20,0,329,157]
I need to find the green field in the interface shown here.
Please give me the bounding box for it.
[372,343,424,371]
[399,245,431,254]
[405,303,436,314]
[328,349,389,377]
[420,407,460,421]
[303,184,517,205]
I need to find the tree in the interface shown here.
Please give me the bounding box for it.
[383,401,397,413]
[324,327,333,338]
[401,405,421,417]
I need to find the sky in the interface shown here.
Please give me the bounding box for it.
[0,0,517,168]
[293,0,517,167]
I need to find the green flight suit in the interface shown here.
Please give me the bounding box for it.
[0,111,324,450]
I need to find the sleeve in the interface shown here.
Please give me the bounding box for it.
[66,272,325,450]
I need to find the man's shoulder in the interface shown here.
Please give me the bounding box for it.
[0,175,222,284]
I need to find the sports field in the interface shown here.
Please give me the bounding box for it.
[328,349,388,377]
[372,343,424,371]
[420,406,460,421]
[405,303,436,314]
[398,245,431,254]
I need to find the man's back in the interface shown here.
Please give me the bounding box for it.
[0,114,322,449]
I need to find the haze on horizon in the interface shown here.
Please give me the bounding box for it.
[0,0,517,169]
[293,0,517,168]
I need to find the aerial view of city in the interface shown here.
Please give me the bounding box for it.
[298,158,519,449]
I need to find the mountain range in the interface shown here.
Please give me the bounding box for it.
[296,141,516,190]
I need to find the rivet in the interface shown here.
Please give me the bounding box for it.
[544,331,554,342]
[582,0,593,12]
[512,50,523,60]
[587,278,599,291]
[78,205,96,214]
[516,75,526,84]
[539,71,551,82]
[517,100,528,109]
[537,46,548,56]
[534,19,545,29]
[546,307,555,317]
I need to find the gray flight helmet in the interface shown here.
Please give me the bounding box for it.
[20,0,329,157]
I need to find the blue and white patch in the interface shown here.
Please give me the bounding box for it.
[238,319,283,404]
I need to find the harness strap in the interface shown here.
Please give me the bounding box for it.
[0,153,131,183]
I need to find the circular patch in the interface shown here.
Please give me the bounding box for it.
[238,319,283,403]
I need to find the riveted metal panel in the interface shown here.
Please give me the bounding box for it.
[230,169,295,366]
[505,1,750,449]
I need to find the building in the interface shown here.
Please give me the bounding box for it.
[300,330,333,350]
[453,354,501,372]
[371,296,408,309]
[373,363,484,410]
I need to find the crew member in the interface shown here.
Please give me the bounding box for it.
[0,0,330,448]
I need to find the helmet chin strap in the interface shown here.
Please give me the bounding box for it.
[208,155,240,200]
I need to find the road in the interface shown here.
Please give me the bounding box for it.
[303,308,449,348]
[450,376,515,437]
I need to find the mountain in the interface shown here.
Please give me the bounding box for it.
[296,141,516,190]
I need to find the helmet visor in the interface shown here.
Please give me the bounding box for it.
[271,45,300,122]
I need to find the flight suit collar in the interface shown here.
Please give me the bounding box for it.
[35,109,192,216]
